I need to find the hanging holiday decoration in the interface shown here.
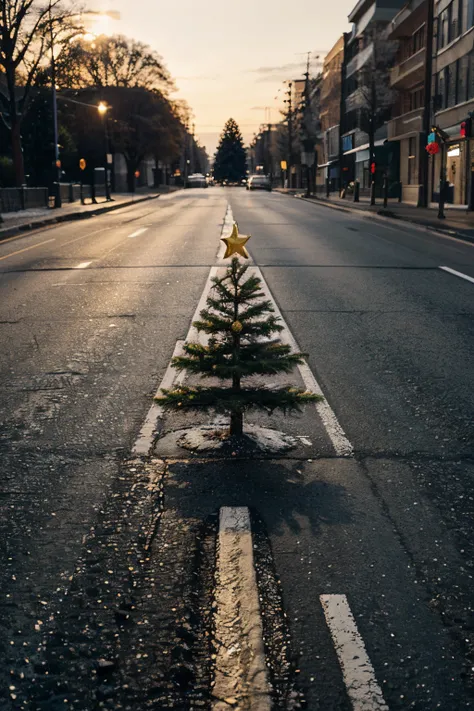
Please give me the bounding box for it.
[426,142,440,155]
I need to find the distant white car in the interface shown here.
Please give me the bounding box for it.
[247,175,272,192]
[186,173,208,188]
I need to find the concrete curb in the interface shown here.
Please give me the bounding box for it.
[0,192,165,244]
[281,192,474,246]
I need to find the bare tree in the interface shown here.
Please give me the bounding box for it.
[55,35,173,92]
[0,0,81,185]
[357,28,397,203]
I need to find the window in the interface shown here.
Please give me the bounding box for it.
[410,87,425,110]
[412,25,425,53]
[458,55,469,103]
[468,52,474,99]
[408,137,417,185]
[436,67,447,109]
[468,0,474,30]
[447,61,458,105]
[438,3,452,48]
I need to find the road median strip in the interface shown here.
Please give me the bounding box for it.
[212,506,272,710]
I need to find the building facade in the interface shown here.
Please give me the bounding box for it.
[341,0,405,194]
[429,0,474,206]
[387,0,428,204]
[317,36,344,192]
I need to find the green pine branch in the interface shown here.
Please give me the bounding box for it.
[156,385,321,414]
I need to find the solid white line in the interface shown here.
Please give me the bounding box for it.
[75,261,91,269]
[128,227,149,238]
[256,267,353,457]
[132,340,185,456]
[439,265,474,284]
[220,203,352,456]
[320,594,389,711]
[212,507,271,711]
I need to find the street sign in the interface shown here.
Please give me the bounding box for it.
[79,158,86,171]
[280,160,287,170]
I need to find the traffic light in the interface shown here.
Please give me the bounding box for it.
[460,118,472,138]
[370,162,376,175]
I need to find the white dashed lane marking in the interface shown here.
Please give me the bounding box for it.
[439,265,474,284]
[128,227,149,238]
[75,261,91,269]
[321,594,389,711]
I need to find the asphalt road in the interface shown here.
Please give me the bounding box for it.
[0,188,473,710]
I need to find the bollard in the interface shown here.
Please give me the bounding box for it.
[399,181,403,203]
[353,180,360,202]
[383,174,388,209]
[326,177,330,198]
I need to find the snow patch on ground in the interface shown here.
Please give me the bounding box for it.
[176,424,297,454]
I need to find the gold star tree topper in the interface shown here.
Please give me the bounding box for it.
[221,222,251,259]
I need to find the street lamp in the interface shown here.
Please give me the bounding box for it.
[48,0,62,208]
[47,7,120,209]
[98,102,112,201]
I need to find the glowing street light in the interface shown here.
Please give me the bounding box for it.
[97,103,112,201]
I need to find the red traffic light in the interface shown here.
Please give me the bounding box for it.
[461,118,471,138]
[370,162,376,175]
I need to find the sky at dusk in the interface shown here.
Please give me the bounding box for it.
[89,0,355,156]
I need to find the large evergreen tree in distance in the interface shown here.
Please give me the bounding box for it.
[213,119,247,184]
[156,258,319,437]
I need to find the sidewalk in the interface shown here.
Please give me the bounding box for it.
[275,188,474,244]
[0,187,178,242]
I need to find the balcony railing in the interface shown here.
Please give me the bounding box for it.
[390,47,425,87]
[346,44,373,79]
[387,107,423,139]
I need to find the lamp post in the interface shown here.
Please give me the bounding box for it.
[48,0,62,208]
[98,102,112,201]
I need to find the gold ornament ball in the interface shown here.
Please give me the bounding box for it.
[231,321,243,333]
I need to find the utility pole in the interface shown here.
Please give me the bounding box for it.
[49,0,62,208]
[339,33,349,197]
[284,82,293,188]
[421,0,435,207]
[183,120,189,188]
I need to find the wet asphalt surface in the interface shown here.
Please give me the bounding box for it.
[0,188,473,710]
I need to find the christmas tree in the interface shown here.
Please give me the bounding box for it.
[213,118,247,184]
[156,257,320,438]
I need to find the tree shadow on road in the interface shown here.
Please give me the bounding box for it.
[165,457,353,538]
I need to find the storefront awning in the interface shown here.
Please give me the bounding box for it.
[343,139,386,156]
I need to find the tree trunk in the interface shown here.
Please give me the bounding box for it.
[126,166,136,193]
[11,119,25,187]
[230,411,243,437]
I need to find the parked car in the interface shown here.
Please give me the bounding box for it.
[247,175,272,192]
[186,173,208,188]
